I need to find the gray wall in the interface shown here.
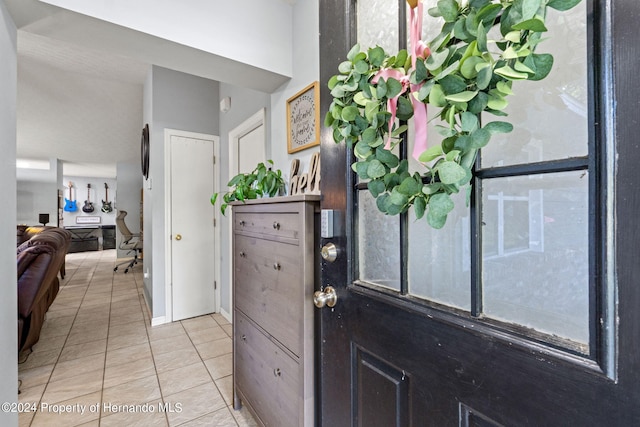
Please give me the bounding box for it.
[0,0,18,424]
[143,66,220,321]
[115,161,143,258]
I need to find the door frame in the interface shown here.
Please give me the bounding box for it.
[164,128,221,323]
[224,108,266,322]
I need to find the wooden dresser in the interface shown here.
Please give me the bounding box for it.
[232,195,319,427]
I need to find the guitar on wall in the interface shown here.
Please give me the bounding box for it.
[63,181,78,212]
[101,183,113,213]
[82,183,95,213]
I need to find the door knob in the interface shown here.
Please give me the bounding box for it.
[321,243,338,263]
[175,234,182,241]
[314,286,337,308]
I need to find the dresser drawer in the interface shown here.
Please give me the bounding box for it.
[234,211,300,241]
[234,235,302,355]
[235,311,299,427]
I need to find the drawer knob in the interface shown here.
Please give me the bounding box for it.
[241,334,246,341]
[274,368,281,377]
[239,251,246,258]
[273,221,280,230]
[239,220,246,226]
[273,262,281,271]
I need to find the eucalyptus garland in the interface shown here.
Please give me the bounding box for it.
[325,0,582,228]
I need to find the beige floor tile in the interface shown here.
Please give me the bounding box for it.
[58,339,107,363]
[109,311,145,326]
[42,369,103,404]
[19,363,54,390]
[231,406,259,427]
[203,353,233,380]
[19,348,62,370]
[18,382,46,406]
[180,405,239,427]
[45,307,79,319]
[106,330,149,351]
[221,324,233,337]
[186,325,228,345]
[65,328,108,346]
[164,382,226,426]
[100,399,168,427]
[105,342,152,367]
[107,320,147,337]
[147,323,186,342]
[212,313,231,326]
[30,391,101,427]
[195,336,232,360]
[31,334,67,354]
[18,409,36,427]
[150,333,194,356]
[153,346,202,373]
[181,316,218,334]
[215,375,234,407]
[157,362,211,397]
[49,352,105,383]
[103,355,156,389]
[102,375,161,407]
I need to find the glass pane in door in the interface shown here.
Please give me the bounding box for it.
[357,0,399,53]
[481,171,589,345]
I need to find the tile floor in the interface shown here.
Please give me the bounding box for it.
[17,249,257,427]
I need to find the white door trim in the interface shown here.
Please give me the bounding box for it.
[224,108,266,322]
[164,128,220,323]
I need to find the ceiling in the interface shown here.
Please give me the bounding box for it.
[10,0,292,178]
[17,31,149,178]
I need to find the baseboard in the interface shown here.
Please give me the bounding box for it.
[151,316,167,326]
[220,307,232,323]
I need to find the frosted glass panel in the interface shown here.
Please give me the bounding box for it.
[482,171,589,344]
[358,191,400,291]
[408,191,471,309]
[481,3,588,167]
[357,0,399,53]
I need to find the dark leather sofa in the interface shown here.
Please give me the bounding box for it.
[16,225,71,353]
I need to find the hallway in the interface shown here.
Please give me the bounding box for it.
[17,250,256,426]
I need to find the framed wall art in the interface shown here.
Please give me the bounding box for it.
[286,81,320,154]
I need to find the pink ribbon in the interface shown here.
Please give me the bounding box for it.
[372,1,430,161]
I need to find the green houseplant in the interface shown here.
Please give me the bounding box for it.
[211,160,285,215]
[326,0,582,228]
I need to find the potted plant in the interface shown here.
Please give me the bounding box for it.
[211,160,285,215]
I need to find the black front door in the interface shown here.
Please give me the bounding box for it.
[317,0,640,425]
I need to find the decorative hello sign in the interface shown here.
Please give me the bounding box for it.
[286,82,320,154]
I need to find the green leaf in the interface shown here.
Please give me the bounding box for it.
[461,56,485,79]
[547,0,582,11]
[419,144,444,163]
[354,60,369,74]
[386,78,403,98]
[477,22,488,52]
[394,49,409,67]
[355,140,373,158]
[494,65,529,80]
[368,46,386,67]
[512,18,548,32]
[445,91,478,103]
[453,18,470,40]
[398,176,423,195]
[389,188,409,207]
[417,80,435,101]
[376,79,388,98]
[338,61,352,74]
[504,30,521,43]
[429,84,447,107]
[453,134,471,151]
[364,101,379,121]
[347,43,361,61]
[475,3,502,25]
[429,194,454,217]
[445,149,461,162]
[368,180,386,198]
[439,74,467,94]
[476,65,492,91]
[496,81,513,95]
[414,59,429,82]
[469,128,491,148]
[341,106,359,122]
[484,121,514,134]
[461,112,479,133]
[367,159,386,179]
[521,0,541,20]
[529,53,554,81]
[514,60,535,74]
[361,127,377,145]
[425,49,450,71]
[396,96,414,121]
[468,91,489,114]
[414,196,426,219]
[487,94,509,110]
[435,60,460,80]
[376,147,400,168]
[438,0,459,22]
[210,193,218,206]
[437,161,467,184]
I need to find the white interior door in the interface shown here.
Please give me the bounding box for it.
[237,121,265,173]
[169,133,216,321]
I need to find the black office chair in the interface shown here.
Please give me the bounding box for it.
[114,210,142,273]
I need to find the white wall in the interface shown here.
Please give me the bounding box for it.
[0,0,18,424]
[17,158,59,226]
[216,0,320,318]
[38,0,293,78]
[144,66,220,321]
